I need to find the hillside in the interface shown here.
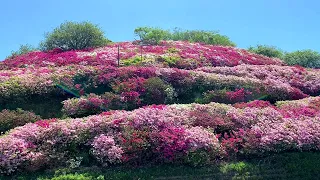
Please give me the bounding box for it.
[0,41,320,179]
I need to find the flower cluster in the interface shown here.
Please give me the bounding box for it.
[197,65,320,95]
[91,134,124,166]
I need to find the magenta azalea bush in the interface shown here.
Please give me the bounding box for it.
[1,41,282,69]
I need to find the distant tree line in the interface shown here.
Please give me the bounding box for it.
[248,45,320,68]
[134,27,236,46]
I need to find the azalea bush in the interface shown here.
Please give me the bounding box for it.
[197,65,320,95]
[1,97,320,174]
[0,108,41,133]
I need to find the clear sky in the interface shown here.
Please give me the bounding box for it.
[1,0,319,60]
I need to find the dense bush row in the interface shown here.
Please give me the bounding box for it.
[196,64,320,95]
[0,97,319,174]
[0,41,282,69]
[248,45,320,68]
[1,65,311,117]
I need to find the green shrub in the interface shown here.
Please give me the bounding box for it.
[220,162,255,179]
[158,56,180,67]
[0,108,41,133]
[196,89,228,104]
[283,50,320,68]
[6,44,37,59]
[40,21,111,51]
[171,28,236,47]
[134,27,171,45]
[134,27,236,46]
[44,173,104,180]
[122,56,143,66]
[248,45,283,58]
[142,77,175,104]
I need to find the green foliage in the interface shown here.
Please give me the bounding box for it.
[283,50,320,68]
[6,44,37,59]
[122,56,143,66]
[142,77,175,104]
[166,47,180,53]
[198,89,228,104]
[40,173,104,180]
[248,45,284,58]
[159,56,180,67]
[134,27,236,46]
[134,27,171,45]
[40,21,111,51]
[3,152,320,180]
[220,162,255,179]
[0,108,41,133]
[171,28,236,46]
[184,150,211,167]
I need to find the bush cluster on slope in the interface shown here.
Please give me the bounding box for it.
[283,50,320,68]
[248,45,284,58]
[0,108,41,133]
[6,44,38,59]
[134,27,236,46]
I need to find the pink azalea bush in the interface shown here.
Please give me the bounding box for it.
[1,97,320,174]
[197,65,320,95]
[91,134,124,166]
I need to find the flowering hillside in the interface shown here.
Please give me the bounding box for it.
[1,41,283,69]
[0,41,319,178]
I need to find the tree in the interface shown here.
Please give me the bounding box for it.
[283,50,320,68]
[248,45,283,58]
[134,27,236,46]
[171,28,236,46]
[6,44,37,59]
[134,27,171,45]
[40,21,111,51]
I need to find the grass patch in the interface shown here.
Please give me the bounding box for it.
[2,152,319,180]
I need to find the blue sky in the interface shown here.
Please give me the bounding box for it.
[1,0,319,60]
